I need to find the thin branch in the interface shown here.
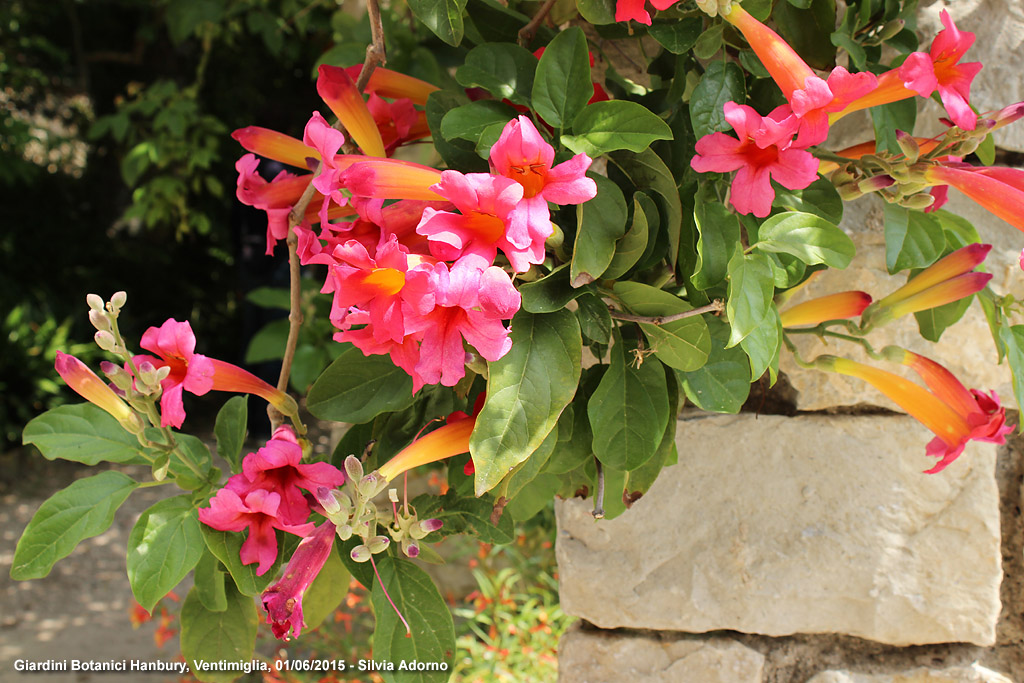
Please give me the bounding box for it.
[518,0,558,46]
[268,0,387,431]
[592,458,605,519]
[609,299,724,325]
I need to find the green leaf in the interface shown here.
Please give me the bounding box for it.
[11,471,138,579]
[214,396,247,474]
[604,192,652,280]
[575,293,613,345]
[127,495,204,611]
[308,345,418,423]
[408,0,469,46]
[506,472,560,521]
[202,527,294,596]
[172,433,214,490]
[426,91,488,173]
[740,306,782,382]
[609,149,683,268]
[23,403,144,466]
[613,281,711,371]
[532,27,592,128]
[440,101,517,146]
[576,0,616,24]
[690,61,745,140]
[244,318,289,363]
[692,188,740,290]
[677,318,751,412]
[915,295,973,343]
[166,0,226,44]
[563,101,672,157]
[773,0,838,71]
[520,263,596,313]
[726,251,775,347]
[999,325,1024,424]
[181,582,257,683]
[505,426,558,499]
[648,18,704,54]
[976,132,996,166]
[871,97,917,154]
[588,331,670,471]
[883,203,945,273]
[413,489,515,544]
[470,309,582,496]
[693,23,725,60]
[372,557,456,683]
[245,286,291,310]
[571,173,628,286]
[455,43,537,105]
[755,211,855,268]
[772,178,844,225]
[194,549,228,612]
[623,368,678,503]
[301,546,351,633]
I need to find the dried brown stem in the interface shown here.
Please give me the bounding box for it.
[518,0,558,46]
[609,299,725,325]
[268,0,387,431]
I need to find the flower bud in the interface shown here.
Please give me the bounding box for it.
[110,291,127,310]
[100,361,134,391]
[898,193,936,211]
[88,310,110,334]
[87,294,105,312]
[138,361,161,388]
[344,454,364,483]
[336,524,353,541]
[367,535,390,554]
[404,540,420,558]
[155,366,171,381]
[357,472,388,499]
[895,130,920,164]
[94,330,118,352]
[411,518,443,539]
[877,18,905,41]
[350,545,371,563]
[316,486,342,515]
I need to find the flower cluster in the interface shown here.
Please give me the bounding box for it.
[199,426,345,575]
[235,65,597,392]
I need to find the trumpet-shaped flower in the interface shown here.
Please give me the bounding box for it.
[198,488,316,576]
[898,10,982,131]
[339,157,445,201]
[227,426,345,525]
[136,319,297,428]
[488,116,596,251]
[823,356,975,473]
[614,0,677,26]
[378,406,478,482]
[343,65,439,105]
[316,64,387,158]
[923,164,1024,232]
[690,103,819,217]
[416,171,533,271]
[779,291,872,328]
[262,520,337,640]
[54,351,142,433]
[403,255,520,389]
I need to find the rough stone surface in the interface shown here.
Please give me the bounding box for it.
[556,414,1002,646]
[915,0,1024,153]
[806,664,1014,683]
[557,625,764,683]
[778,194,1019,412]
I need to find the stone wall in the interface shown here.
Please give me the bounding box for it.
[555,3,1024,679]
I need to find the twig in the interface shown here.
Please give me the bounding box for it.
[518,0,558,46]
[609,299,724,325]
[268,0,387,431]
[592,458,605,519]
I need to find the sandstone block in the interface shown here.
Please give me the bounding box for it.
[807,664,1013,683]
[556,414,1001,646]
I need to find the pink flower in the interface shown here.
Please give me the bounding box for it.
[781,67,878,146]
[198,488,315,576]
[403,255,520,389]
[262,520,337,640]
[226,426,345,525]
[923,164,1024,232]
[136,319,296,428]
[416,171,535,271]
[897,10,982,130]
[690,102,819,217]
[614,0,676,25]
[898,350,1012,473]
[488,116,596,255]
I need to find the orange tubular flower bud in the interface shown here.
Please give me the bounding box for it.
[340,158,445,201]
[924,165,1024,232]
[55,351,143,433]
[362,67,440,105]
[721,4,815,97]
[875,243,992,311]
[883,271,991,319]
[825,356,970,451]
[231,127,318,168]
[378,414,475,482]
[779,291,873,328]
[208,358,299,417]
[317,65,387,158]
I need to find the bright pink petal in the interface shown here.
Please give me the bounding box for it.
[730,164,775,218]
[615,0,652,25]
